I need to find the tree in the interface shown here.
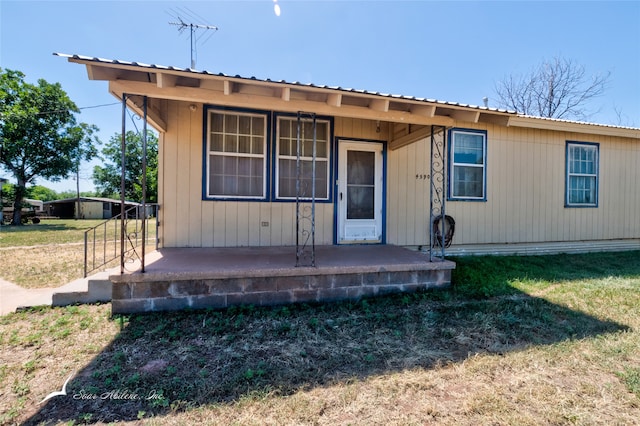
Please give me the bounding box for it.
[92,130,158,203]
[0,69,100,225]
[28,185,58,202]
[57,190,98,199]
[494,57,610,121]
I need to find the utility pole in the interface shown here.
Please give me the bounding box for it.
[169,17,218,69]
[75,159,81,220]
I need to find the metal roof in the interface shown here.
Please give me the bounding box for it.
[55,53,640,134]
[516,114,640,132]
[54,53,515,114]
[43,197,141,205]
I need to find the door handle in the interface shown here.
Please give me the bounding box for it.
[340,192,343,201]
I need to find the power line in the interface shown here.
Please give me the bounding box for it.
[78,101,121,111]
[0,101,121,118]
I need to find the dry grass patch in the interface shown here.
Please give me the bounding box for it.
[1,251,639,425]
[0,218,155,288]
[1,245,85,288]
[0,305,120,425]
[152,335,639,426]
[0,245,121,288]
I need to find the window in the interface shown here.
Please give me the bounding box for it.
[276,117,330,200]
[206,110,267,199]
[449,129,487,200]
[566,142,598,207]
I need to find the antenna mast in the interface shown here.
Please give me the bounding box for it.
[169,16,218,69]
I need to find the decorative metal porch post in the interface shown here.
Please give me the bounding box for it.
[120,94,127,274]
[141,96,148,273]
[429,125,447,261]
[295,111,317,267]
[119,94,149,274]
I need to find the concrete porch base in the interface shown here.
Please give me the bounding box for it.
[110,245,455,314]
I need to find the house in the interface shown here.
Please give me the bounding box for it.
[44,197,141,220]
[57,54,640,313]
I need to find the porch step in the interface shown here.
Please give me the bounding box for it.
[111,266,453,314]
[51,271,114,307]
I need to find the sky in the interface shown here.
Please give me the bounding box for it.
[1,0,639,193]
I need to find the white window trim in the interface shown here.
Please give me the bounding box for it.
[566,142,599,207]
[275,117,331,200]
[449,129,487,200]
[206,110,268,200]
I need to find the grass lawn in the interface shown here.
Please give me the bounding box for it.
[0,220,107,248]
[0,251,639,425]
[0,219,155,288]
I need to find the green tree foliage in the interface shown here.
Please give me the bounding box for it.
[28,185,58,202]
[1,183,95,204]
[0,68,100,225]
[92,130,158,203]
[57,189,98,199]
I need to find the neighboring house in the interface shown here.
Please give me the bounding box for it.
[44,197,140,219]
[57,54,639,313]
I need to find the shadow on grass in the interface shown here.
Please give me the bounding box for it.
[0,224,70,232]
[25,251,637,425]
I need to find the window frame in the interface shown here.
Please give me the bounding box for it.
[203,107,270,201]
[273,114,333,202]
[447,128,488,201]
[565,141,599,208]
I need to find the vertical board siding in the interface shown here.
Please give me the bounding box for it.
[449,126,639,245]
[175,104,191,247]
[161,101,639,248]
[405,143,417,244]
[212,203,226,247]
[162,102,178,247]
[157,132,165,246]
[387,122,640,246]
[386,138,399,245]
[395,143,409,244]
[162,107,388,247]
[386,137,430,246]
[224,203,239,246]
[335,117,386,141]
[259,202,272,246]
[188,105,203,247]
[415,137,429,245]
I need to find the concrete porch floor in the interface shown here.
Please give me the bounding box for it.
[110,245,456,314]
[111,245,455,282]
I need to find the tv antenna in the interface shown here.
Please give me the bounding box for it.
[168,7,218,69]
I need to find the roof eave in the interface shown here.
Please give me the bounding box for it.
[57,53,640,138]
[57,53,515,128]
[509,116,640,139]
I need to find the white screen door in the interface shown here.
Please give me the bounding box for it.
[338,141,383,243]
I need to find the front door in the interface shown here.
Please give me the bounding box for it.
[337,140,384,243]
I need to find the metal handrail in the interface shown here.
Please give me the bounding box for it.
[83,204,159,277]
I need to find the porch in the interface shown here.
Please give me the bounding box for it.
[110,245,455,314]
